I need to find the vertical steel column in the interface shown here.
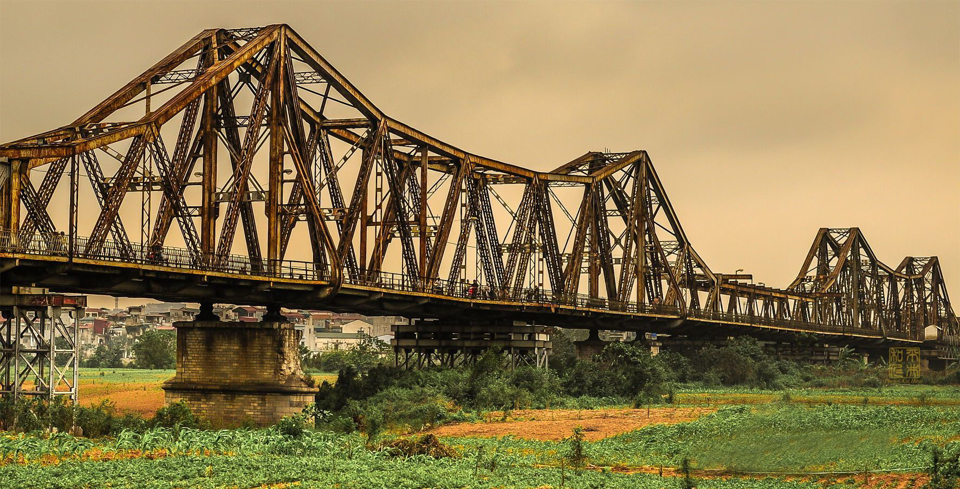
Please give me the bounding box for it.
[47,306,54,400]
[266,33,285,272]
[637,161,648,305]
[0,308,10,396]
[69,156,77,259]
[359,148,368,276]
[71,308,78,404]
[200,38,219,264]
[141,152,152,258]
[419,147,428,288]
[4,160,21,244]
[12,305,19,399]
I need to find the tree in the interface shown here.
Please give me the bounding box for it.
[83,339,125,368]
[132,330,176,369]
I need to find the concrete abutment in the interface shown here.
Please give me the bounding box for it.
[161,319,317,428]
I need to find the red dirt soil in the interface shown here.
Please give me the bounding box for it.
[428,407,714,441]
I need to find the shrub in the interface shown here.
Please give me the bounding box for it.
[274,414,308,439]
[381,434,458,459]
[567,426,587,468]
[151,401,205,430]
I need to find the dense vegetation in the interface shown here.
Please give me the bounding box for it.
[2,403,959,488]
[312,332,960,435]
[0,425,835,489]
[3,330,960,488]
[0,397,205,437]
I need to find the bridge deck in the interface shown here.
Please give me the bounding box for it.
[0,234,925,347]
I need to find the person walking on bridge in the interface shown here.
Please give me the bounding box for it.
[468,280,479,299]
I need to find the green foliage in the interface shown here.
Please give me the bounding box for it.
[0,397,146,438]
[559,341,673,400]
[690,337,797,388]
[927,447,960,489]
[302,335,388,373]
[0,398,208,438]
[0,433,827,489]
[151,401,206,430]
[566,426,587,468]
[132,330,176,369]
[82,338,125,368]
[273,414,308,439]
[680,457,696,489]
[316,352,574,434]
[2,393,957,488]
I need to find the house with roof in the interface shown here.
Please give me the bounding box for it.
[233,306,263,322]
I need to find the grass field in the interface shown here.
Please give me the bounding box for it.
[2,370,957,488]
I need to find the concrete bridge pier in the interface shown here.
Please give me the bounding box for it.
[574,329,607,360]
[161,313,317,428]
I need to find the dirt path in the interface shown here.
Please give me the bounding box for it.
[428,407,714,441]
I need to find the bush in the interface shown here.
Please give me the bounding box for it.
[381,434,458,458]
[274,413,309,439]
[302,336,388,374]
[151,401,206,430]
[0,397,139,438]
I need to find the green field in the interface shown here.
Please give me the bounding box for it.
[2,386,959,488]
[5,338,960,488]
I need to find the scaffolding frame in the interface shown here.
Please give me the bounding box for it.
[0,290,85,403]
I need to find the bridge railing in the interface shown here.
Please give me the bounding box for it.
[0,230,930,341]
[352,268,683,316]
[0,230,328,282]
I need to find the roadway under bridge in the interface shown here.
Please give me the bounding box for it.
[1,25,957,424]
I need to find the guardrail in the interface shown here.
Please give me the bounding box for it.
[0,230,327,282]
[0,230,927,341]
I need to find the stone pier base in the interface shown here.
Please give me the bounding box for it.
[574,329,607,360]
[162,320,317,428]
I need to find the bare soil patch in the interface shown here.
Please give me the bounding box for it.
[428,407,714,441]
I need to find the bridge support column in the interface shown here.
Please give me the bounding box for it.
[162,320,317,428]
[392,320,552,369]
[0,288,85,405]
[574,329,607,360]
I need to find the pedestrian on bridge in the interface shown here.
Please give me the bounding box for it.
[468,280,479,299]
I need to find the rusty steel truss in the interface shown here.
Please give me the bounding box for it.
[0,25,957,356]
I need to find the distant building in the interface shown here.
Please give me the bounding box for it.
[73,301,405,360]
[233,306,263,322]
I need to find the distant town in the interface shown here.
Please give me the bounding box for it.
[79,302,406,363]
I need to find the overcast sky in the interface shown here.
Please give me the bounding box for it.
[1,0,958,308]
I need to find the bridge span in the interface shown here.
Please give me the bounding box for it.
[1,25,957,425]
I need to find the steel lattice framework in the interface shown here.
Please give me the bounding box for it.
[0,25,957,355]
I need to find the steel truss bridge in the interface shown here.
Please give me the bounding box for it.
[1,25,957,361]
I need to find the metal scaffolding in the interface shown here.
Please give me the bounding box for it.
[0,289,85,403]
[393,320,552,369]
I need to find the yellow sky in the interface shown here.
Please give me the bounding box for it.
[1,0,958,307]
